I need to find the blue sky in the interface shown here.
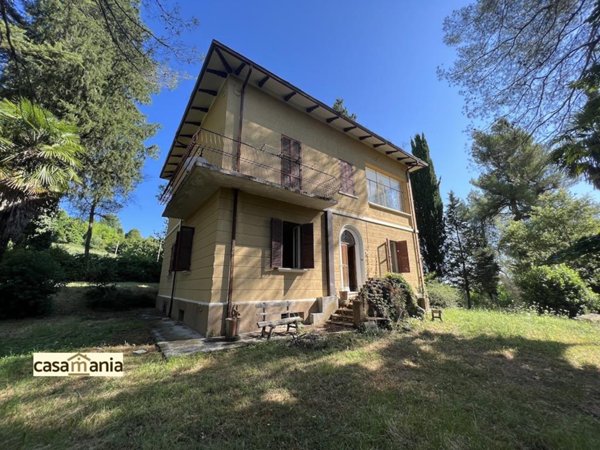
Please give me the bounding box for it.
[115,0,599,236]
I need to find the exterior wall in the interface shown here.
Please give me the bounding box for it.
[238,80,414,230]
[156,190,223,334]
[158,74,426,336]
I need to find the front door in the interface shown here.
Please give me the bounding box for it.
[341,230,358,291]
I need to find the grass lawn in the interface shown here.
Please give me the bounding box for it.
[1,309,599,449]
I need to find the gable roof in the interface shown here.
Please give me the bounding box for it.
[160,40,427,179]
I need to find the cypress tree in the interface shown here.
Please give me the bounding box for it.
[410,134,445,276]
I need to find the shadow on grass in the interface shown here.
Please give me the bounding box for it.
[1,326,599,449]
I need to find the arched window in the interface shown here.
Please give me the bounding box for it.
[341,230,355,246]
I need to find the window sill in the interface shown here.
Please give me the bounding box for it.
[368,202,411,218]
[271,267,309,273]
[338,191,358,199]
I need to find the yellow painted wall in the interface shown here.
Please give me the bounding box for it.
[158,74,426,335]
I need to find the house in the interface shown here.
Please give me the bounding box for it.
[156,40,428,336]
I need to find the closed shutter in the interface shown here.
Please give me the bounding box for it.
[300,222,314,268]
[173,226,194,271]
[395,240,410,273]
[291,140,302,190]
[271,218,283,268]
[339,160,355,195]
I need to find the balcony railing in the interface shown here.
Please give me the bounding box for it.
[160,128,340,205]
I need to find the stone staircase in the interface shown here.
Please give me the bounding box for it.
[326,293,359,328]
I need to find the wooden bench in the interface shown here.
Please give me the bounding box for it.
[256,301,303,340]
[431,308,443,321]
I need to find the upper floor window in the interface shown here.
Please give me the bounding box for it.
[366,168,403,211]
[339,160,355,196]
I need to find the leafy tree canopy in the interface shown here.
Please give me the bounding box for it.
[440,0,600,136]
[501,189,600,268]
[469,119,564,221]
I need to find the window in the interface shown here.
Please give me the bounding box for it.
[271,218,314,269]
[281,136,302,190]
[339,160,355,195]
[389,240,410,273]
[366,168,403,211]
[169,226,195,272]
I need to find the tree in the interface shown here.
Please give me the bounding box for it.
[332,98,357,120]
[0,98,83,256]
[552,63,600,189]
[470,119,563,221]
[444,191,500,306]
[440,0,600,136]
[501,189,600,268]
[444,192,474,308]
[0,0,161,258]
[470,224,500,301]
[410,134,445,275]
[125,229,142,241]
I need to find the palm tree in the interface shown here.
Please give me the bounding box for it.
[0,98,83,256]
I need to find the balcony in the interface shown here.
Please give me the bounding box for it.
[160,128,340,218]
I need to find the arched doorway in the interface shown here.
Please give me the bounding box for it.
[340,228,363,292]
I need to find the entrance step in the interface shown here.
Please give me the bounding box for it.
[325,320,355,328]
[329,313,353,323]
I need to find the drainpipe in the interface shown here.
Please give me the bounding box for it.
[406,168,427,308]
[225,67,252,321]
[234,67,252,172]
[168,219,182,317]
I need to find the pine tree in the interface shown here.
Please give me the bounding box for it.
[470,119,563,221]
[410,134,445,276]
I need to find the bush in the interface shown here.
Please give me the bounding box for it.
[357,274,418,328]
[0,249,65,319]
[426,279,462,308]
[85,284,156,310]
[518,264,599,317]
[40,248,161,283]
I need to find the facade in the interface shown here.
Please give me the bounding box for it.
[157,41,428,336]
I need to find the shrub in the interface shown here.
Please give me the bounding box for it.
[0,249,65,319]
[426,279,462,308]
[85,284,156,310]
[518,264,599,317]
[357,274,418,328]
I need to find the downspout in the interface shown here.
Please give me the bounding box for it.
[226,67,252,320]
[168,219,182,317]
[406,168,427,309]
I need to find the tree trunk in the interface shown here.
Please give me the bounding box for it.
[84,201,97,259]
[0,196,47,259]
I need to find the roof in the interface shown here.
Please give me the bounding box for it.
[160,40,427,179]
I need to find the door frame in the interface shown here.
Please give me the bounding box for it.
[338,225,365,293]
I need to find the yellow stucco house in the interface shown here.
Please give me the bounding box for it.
[157,40,428,336]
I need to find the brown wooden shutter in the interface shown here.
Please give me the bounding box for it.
[300,222,314,268]
[173,226,194,271]
[271,218,283,268]
[395,240,410,273]
[292,140,302,190]
[385,238,392,273]
[339,160,355,195]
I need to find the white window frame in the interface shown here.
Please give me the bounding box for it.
[366,168,403,211]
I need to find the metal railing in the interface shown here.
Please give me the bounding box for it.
[160,128,340,204]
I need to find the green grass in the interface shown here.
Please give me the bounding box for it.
[1,309,599,449]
